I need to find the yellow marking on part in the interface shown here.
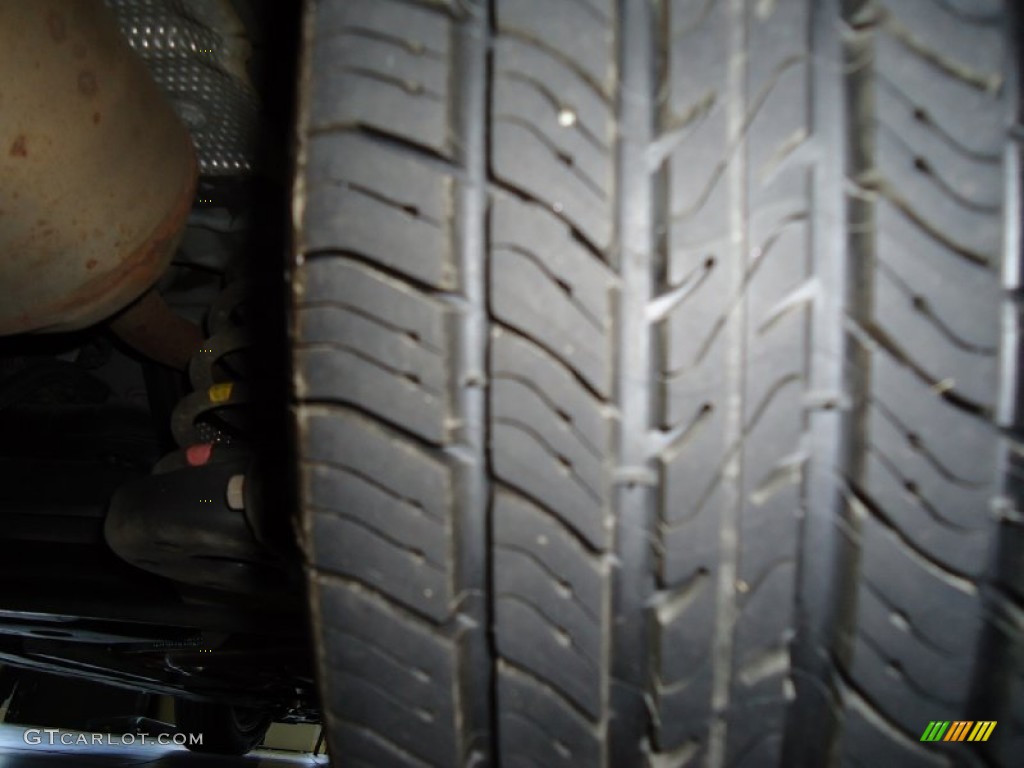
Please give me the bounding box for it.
[209,382,233,403]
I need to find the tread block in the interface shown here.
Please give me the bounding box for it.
[856,514,981,660]
[489,323,612,548]
[652,663,714,750]
[666,0,730,278]
[491,492,607,719]
[491,330,612,460]
[660,267,733,392]
[316,0,452,49]
[850,632,963,734]
[314,574,459,766]
[493,36,613,151]
[491,16,615,249]
[329,721,433,768]
[727,731,785,768]
[654,570,716,687]
[875,212,1000,352]
[311,514,452,621]
[737,488,800,596]
[838,686,952,768]
[861,448,991,578]
[298,407,455,619]
[309,0,454,155]
[493,489,606,616]
[874,28,1004,156]
[880,0,1005,82]
[873,267,996,409]
[490,422,607,550]
[855,579,974,708]
[495,0,614,99]
[303,132,456,289]
[869,352,997,486]
[493,490,605,718]
[875,129,999,262]
[494,599,601,719]
[303,462,450,566]
[296,344,450,444]
[497,663,602,766]
[731,562,796,674]
[295,259,453,442]
[659,479,721,586]
[490,194,616,396]
[298,257,449,350]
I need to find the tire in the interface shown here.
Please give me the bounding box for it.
[290,0,1023,766]
[173,699,272,756]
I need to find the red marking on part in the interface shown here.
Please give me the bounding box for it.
[186,443,214,466]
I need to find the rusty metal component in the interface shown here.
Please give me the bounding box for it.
[0,0,198,335]
[109,288,204,371]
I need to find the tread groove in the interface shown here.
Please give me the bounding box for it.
[323,25,447,59]
[331,718,435,768]
[310,504,447,571]
[855,627,960,707]
[880,10,1003,92]
[492,28,611,105]
[854,175,991,268]
[302,459,439,521]
[324,624,436,685]
[489,179,606,262]
[844,480,977,588]
[498,659,599,727]
[493,243,610,330]
[490,477,603,557]
[300,300,445,356]
[874,261,998,356]
[492,114,609,200]
[866,447,981,533]
[874,72,1002,162]
[860,575,956,659]
[491,372,606,459]
[496,71,610,151]
[312,570,455,634]
[496,591,600,669]
[876,120,1001,214]
[870,397,990,488]
[298,341,443,397]
[494,541,602,623]
[493,322,608,402]
[667,54,806,224]
[493,416,603,501]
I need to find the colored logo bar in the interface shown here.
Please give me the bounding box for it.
[920,721,996,742]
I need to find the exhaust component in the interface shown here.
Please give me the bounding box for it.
[106,0,260,175]
[0,0,197,335]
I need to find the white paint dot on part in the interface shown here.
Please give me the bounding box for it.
[557,107,577,127]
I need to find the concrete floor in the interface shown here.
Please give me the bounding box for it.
[0,723,329,767]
